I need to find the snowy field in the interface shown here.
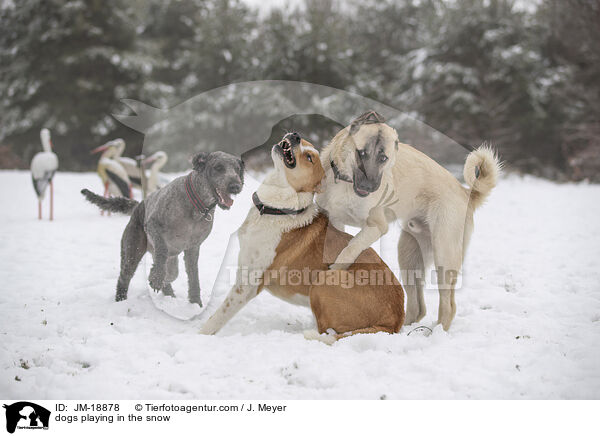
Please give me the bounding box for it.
[1,169,599,399]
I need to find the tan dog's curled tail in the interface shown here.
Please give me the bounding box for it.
[463,144,502,210]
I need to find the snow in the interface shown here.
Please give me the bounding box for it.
[0,170,599,399]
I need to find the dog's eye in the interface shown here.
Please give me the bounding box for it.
[378,154,388,163]
[306,154,313,163]
[357,149,366,158]
[214,164,224,173]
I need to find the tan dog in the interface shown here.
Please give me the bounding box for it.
[316,111,501,331]
[199,132,405,342]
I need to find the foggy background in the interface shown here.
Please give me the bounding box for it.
[1,0,598,179]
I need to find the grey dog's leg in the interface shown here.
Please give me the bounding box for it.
[398,230,427,325]
[184,246,201,305]
[116,211,147,301]
[161,256,179,297]
[148,230,169,291]
[165,256,179,282]
[162,283,175,297]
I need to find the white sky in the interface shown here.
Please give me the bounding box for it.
[242,0,541,15]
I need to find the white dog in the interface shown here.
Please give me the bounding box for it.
[199,133,322,335]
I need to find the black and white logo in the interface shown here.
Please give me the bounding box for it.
[3,402,50,434]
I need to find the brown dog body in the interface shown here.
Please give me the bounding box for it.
[266,213,404,337]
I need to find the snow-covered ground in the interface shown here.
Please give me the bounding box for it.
[0,169,599,399]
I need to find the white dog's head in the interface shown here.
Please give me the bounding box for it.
[271,132,324,193]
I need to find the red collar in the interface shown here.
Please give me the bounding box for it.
[185,173,215,219]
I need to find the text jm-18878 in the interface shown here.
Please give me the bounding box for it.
[72,404,120,412]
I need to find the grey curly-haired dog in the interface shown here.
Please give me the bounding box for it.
[81,151,244,305]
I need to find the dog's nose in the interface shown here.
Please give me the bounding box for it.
[357,179,378,193]
[289,132,301,144]
[228,182,242,194]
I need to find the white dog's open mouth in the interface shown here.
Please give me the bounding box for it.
[275,139,296,168]
[215,188,234,209]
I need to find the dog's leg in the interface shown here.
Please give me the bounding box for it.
[160,256,178,297]
[184,245,202,305]
[199,283,261,335]
[147,226,169,291]
[437,287,456,331]
[162,283,175,297]
[432,226,463,331]
[398,230,427,325]
[330,207,388,270]
[165,256,179,282]
[436,215,473,330]
[116,216,147,301]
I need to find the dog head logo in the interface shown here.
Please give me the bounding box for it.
[3,402,50,434]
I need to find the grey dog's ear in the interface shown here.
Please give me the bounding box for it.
[238,158,245,178]
[192,151,210,171]
[349,110,386,135]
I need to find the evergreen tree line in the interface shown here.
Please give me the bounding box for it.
[1,0,598,180]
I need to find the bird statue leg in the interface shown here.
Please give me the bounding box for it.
[38,200,42,220]
[49,180,54,221]
[101,181,109,216]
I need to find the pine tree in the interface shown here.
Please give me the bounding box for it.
[0,0,145,169]
[411,0,562,173]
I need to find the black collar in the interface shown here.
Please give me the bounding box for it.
[185,173,216,218]
[330,160,352,183]
[252,192,308,216]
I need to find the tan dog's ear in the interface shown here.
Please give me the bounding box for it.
[349,110,386,135]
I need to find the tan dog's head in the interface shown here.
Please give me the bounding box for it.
[271,132,324,193]
[332,111,399,197]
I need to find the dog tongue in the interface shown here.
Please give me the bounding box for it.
[218,189,234,207]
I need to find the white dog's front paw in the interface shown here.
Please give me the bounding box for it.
[303,329,337,345]
[332,246,360,268]
[198,323,217,335]
[328,262,350,270]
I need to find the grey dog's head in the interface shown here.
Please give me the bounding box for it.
[192,151,244,210]
[342,111,398,197]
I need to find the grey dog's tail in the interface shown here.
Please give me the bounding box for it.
[81,188,139,215]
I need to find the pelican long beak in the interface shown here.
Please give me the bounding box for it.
[90,144,110,154]
[143,155,158,165]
